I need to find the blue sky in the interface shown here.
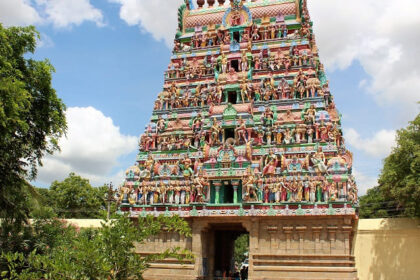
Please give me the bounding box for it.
[1,0,419,194]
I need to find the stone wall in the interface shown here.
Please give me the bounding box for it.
[354,218,420,280]
[134,216,358,280]
[67,217,420,280]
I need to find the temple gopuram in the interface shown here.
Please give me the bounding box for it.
[119,0,359,279]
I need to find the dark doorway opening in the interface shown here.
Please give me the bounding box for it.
[223,182,234,204]
[231,60,239,72]
[233,31,240,43]
[227,91,237,104]
[210,224,249,280]
[224,128,235,143]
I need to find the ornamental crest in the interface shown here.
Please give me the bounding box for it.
[222,0,252,28]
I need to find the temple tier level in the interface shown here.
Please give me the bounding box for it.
[119,0,359,279]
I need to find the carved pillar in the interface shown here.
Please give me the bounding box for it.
[327,226,338,254]
[192,221,206,278]
[248,218,259,280]
[283,226,294,252]
[342,226,353,255]
[296,226,307,254]
[249,218,259,251]
[232,180,239,204]
[312,226,323,254]
[214,184,221,204]
[267,225,278,252]
[213,181,221,204]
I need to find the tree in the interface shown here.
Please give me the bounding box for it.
[234,234,249,265]
[1,215,192,280]
[358,186,401,218]
[359,112,420,218]
[0,24,66,221]
[48,173,105,218]
[378,113,420,217]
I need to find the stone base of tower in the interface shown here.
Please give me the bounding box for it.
[136,215,358,280]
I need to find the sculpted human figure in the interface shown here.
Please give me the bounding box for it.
[220,53,228,73]
[156,116,166,133]
[278,78,291,99]
[319,121,329,142]
[309,178,316,203]
[296,179,304,202]
[262,150,277,176]
[254,55,261,70]
[265,127,272,146]
[252,24,260,40]
[263,106,274,127]
[295,77,306,99]
[303,177,310,201]
[243,172,258,202]
[311,147,327,174]
[283,127,293,144]
[253,83,261,101]
[192,113,203,133]
[307,125,314,143]
[348,176,358,203]
[174,182,181,204]
[240,50,248,71]
[255,125,265,145]
[215,84,223,104]
[304,104,316,124]
[240,81,250,103]
[210,117,221,146]
[235,116,248,144]
[283,55,291,75]
[275,126,284,144]
[182,155,194,178]
[330,122,342,147]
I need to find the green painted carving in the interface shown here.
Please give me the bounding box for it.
[327,204,336,215]
[238,205,245,216]
[190,206,198,216]
[223,103,238,120]
[164,207,171,217]
[177,4,186,38]
[267,205,276,216]
[296,205,305,215]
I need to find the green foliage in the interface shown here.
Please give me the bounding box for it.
[1,215,192,280]
[359,112,420,218]
[378,113,420,217]
[46,173,107,218]
[0,24,66,221]
[358,186,400,218]
[234,234,249,265]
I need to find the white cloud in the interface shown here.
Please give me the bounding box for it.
[345,128,396,158]
[308,0,420,122]
[0,0,104,28]
[353,168,378,195]
[0,0,42,26]
[36,107,138,186]
[35,0,104,28]
[109,0,184,46]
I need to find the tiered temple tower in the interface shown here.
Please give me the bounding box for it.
[119,0,359,279]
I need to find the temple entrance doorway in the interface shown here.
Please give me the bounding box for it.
[206,223,249,280]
